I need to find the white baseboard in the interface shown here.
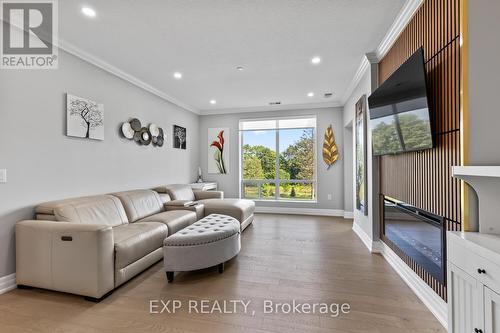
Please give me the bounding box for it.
[378,242,448,330]
[351,224,447,329]
[343,211,354,219]
[255,206,346,217]
[352,222,379,253]
[0,273,16,295]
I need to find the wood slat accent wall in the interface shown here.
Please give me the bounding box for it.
[378,0,462,300]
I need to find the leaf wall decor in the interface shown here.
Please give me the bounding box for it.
[322,125,339,169]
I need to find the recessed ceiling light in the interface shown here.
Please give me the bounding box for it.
[173,72,183,79]
[307,92,314,97]
[81,7,96,18]
[236,66,244,71]
[210,100,217,105]
[311,56,321,65]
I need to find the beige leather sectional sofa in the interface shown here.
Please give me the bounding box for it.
[15,187,254,301]
[156,184,255,231]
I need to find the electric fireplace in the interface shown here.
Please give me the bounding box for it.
[382,198,446,283]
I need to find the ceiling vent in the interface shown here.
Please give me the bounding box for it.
[269,101,281,105]
[324,93,333,98]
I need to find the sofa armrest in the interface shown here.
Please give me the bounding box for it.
[165,202,205,220]
[194,190,224,200]
[16,220,115,298]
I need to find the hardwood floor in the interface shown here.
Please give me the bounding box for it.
[0,214,445,333]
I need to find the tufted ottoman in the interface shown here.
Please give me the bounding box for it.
[163,214,241,282]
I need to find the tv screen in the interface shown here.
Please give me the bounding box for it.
[368,48,433,156]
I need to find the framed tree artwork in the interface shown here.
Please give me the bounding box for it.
[208,128,229,174]
[355,95,368,215]
[173,125,186,149]
[66,94,104,140]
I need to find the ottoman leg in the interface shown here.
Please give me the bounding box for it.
[166,271,174,283]
[218,262,225,274]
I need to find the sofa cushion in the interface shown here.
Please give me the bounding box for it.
[138,210,196,236]
[199,199,255,223]
[155,184,196,201]
[157,193,171,205]
[112,190,164,222]
[113,222,167,269]
[49,195,129,227]
[35,195,96,215]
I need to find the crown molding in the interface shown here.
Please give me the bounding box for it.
[340,54,372,105]
[199,101,342,116]
[376,0,423,60]
[340,0,423,106]
[0,17,199,114]
[57,40,200,114]
[365,52,379,64]
[3,0,422,115]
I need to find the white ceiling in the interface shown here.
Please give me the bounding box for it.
[59,0,406,113]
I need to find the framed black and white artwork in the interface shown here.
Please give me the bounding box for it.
[66,94,104,140]
[173,125,186,149]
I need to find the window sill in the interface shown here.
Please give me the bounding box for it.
[246,199,318,204]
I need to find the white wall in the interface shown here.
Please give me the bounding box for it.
[342,62,379,241]
[468,0,500,165]
[0,50,200,277]
[199,107,345,211]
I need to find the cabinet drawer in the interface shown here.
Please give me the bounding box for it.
[449,239,500,291]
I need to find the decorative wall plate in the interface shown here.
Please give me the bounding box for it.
[139,127,152,145]
[157,136,164,147]
[121,122,134,139]
[130,118,142,131]
[122,118,164,148]
[149,123,160,137]
[133,131,142,142]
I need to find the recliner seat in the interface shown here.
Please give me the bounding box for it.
[112,189,197,236]
[16,189,197,300]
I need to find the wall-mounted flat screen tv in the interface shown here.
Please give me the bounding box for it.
[368,48,433,156]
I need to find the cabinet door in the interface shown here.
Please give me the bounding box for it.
[485,287,500,333]
[448,263,484,333]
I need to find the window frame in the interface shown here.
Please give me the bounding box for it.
[238,115,318,202]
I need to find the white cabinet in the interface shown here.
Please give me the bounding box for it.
[448,263,483,333]
[448,232,500,333]
[485,287,500,333]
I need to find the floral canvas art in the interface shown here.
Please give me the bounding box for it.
[208,128,229,174]
[355,95,368,215]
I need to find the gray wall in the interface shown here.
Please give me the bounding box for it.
[468,0,500,165]
[343,123,353,213]
[342,63,378,240]
[199,108,345,210]
[0,50,200,277]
